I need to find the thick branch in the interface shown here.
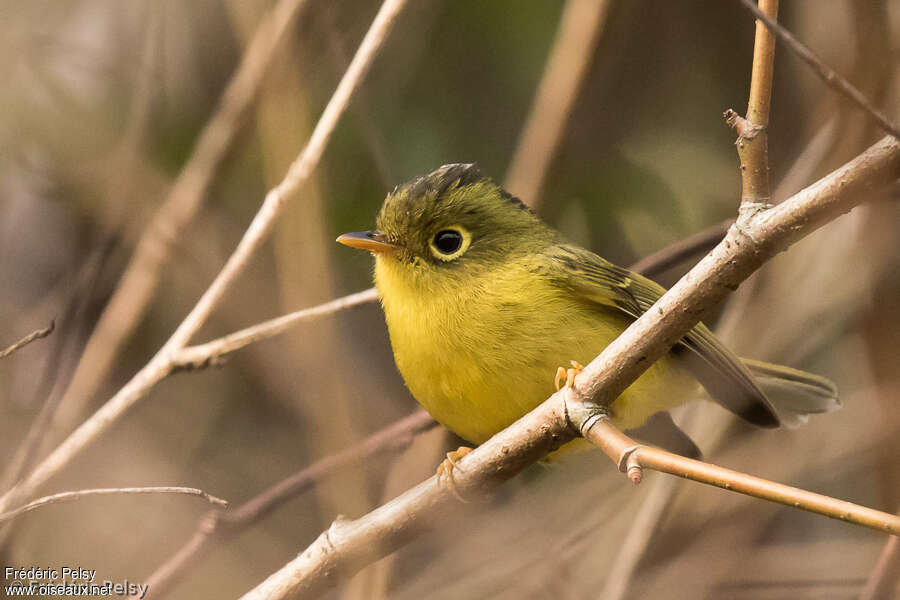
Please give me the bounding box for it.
[240,136,900,600]
[145,225,740,598]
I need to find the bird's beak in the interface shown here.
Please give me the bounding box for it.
[336,231,398,254]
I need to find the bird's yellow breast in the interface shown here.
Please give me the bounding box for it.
[375,254,698,445]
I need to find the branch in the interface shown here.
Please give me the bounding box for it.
[0,320,54,360]
[739,0,900,141]
[726,0,778,211]
[504,0,612,209]
[239,136,900,600]
[582,418,898,532]
[0,487,227,523]
[171,288,378,371]
[143,410,436,599]
[0,0,409,517]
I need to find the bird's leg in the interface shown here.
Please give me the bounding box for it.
[436,446,473,502]
[554,360,585,391]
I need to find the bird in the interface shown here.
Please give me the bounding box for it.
[337,163,839,465]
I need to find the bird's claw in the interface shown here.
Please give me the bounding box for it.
[554,360,584,391]
[436,446,473,503]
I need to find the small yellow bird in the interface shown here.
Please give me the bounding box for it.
[338,163,839,459]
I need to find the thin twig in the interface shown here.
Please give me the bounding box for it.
[143,410,435,599]
[0,0,409,518]
[171,288,378,371]
[0,487,228,523]
[50,0,315,439]
[583,418,899,533]
[504,0,612,209]
[239,136,900,600]
[746,0,778,129]
[0,320,55,360]
[726,0,778,210]
[739,0,900,141]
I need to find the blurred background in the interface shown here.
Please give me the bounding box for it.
[0,0,898,598]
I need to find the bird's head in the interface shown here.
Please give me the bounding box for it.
[338,163,553,290]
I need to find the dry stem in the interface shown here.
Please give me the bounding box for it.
[0,487,227,523]
[582,418,899,534]
[727,0,778,210]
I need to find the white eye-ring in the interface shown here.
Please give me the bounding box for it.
[429,226,471,261]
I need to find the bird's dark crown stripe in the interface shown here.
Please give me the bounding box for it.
[396,163,485,202]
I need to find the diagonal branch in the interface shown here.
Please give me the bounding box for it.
[142,224,734,598]
[0,0,409,518]
[171,288,378,371]
[239,135,900,600]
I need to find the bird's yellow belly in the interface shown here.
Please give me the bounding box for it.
[377,261,698,445]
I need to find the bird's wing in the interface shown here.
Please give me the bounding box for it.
[545,244,779,427]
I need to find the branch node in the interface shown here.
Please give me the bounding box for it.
[624,450,643,485]
[724,108,764,142]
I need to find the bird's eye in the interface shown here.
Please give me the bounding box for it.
[433,230,462,254]
[428,226,471,261]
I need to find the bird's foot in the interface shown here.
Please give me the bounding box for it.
[436,446,473,502]
[554,360,585,391]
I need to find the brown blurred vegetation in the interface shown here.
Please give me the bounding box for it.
[0,1,898,598]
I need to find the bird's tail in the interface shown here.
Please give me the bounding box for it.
[741,358,841,427]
